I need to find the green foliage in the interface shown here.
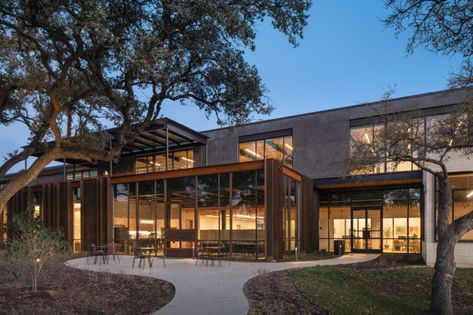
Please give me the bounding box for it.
[3,212,68,292]
[384,0,473,87]
[294,266,473,315]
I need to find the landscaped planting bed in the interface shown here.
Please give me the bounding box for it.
[244,255,473,315]
[0,255,175,315]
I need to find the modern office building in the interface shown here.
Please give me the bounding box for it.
[1,88,472,266]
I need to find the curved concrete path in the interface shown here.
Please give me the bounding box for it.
[66,254,378,315]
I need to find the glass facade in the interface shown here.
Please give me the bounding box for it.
[135,149,194,174]
[319,187,421,253]
[66,169,98,181]
[239,135,293,167]
[350,124,417,174]
[436,173,473,241]
[112,169,266,259]
[72,187,81,253]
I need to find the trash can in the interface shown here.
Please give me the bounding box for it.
[334,240,345,256]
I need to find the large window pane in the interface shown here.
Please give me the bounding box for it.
[283,136,293,167]
[138,181,155,244]
[136,155,154,174]
[167,177,196,249]
[72,187,81,253]
[232,170,257,258]
[238,136,293,168]
[383,190,408,253]
[220,173,231,251]
[129,183,137,242]
[409,193,421,253]
[239,142,258,162]
[265,138,284,161]
[454,190,473,240]
[113,183,129,252]
[198,174,220,242]
[256,170,265,258]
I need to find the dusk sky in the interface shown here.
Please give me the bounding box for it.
[0,1,462,172]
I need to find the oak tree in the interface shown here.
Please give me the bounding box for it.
[0,0,311,212]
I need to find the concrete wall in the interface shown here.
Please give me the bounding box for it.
[203,88,472,179]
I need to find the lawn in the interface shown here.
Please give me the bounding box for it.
[294,266,473,315]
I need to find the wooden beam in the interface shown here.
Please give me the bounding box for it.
[111,160,264,184]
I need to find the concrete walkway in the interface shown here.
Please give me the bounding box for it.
[66,254,378,315]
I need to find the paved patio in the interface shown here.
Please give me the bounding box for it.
[66,254,378,315]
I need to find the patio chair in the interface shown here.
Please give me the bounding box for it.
[108,243,121,263]
[87,243,106,265]
[132,248,153,269]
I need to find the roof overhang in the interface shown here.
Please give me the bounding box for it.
[31,118,208,165]
[314,171,423,190]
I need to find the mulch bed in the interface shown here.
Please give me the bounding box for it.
[0,255,175,315]
[243,270,327,315]
[340,253,425,269]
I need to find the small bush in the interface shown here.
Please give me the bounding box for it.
[3,212,69,292]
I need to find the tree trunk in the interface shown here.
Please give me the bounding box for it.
[430,176,455,315]
[431,232,456,315]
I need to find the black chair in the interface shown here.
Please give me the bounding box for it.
[87,243,106,265]
[108,243,121,263]
[132,247,153,269]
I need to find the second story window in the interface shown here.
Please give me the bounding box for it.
[239,135,293,167]
[66,169,98,181]
[135,149,194,174]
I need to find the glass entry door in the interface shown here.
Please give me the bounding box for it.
[351,207,382,252]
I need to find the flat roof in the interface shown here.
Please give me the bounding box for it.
[201,87,473,133]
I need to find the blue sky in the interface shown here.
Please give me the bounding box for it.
[0,1,463,171]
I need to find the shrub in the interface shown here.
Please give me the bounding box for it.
[3,212,69,292]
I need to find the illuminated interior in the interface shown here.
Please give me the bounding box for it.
[113,169,267,259]
[73,187,81,253]
[239,136,293,168]
[135,149,194,174]
[319,188,421,253]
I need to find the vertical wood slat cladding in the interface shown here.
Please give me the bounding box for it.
[300,177,314,252]
[105,177,113,244]
[81,179,98,250]
[265,159,284,260]
[97,177,110,245]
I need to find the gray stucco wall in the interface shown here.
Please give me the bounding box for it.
[202,88,472,179]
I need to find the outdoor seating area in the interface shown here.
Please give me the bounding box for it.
[195,241,229,267]
[86,243,121,265]
[87,241,166,269]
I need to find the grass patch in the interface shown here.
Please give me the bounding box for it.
[294,266,473,315]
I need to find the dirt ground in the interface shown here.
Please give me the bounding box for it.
[243,269,327,315]
[243,254,425,314]
[0,255,175,315]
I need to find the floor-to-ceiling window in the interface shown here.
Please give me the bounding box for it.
[138,181,155,244]
[113,183,130,252]
[198,174,220,243]
[232,170,258,258]
[167,177,196,250]
[112,168,267,259]
[72,187,81,253]
[319,187,421,253]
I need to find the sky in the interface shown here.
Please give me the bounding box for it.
[0,1,463,172]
